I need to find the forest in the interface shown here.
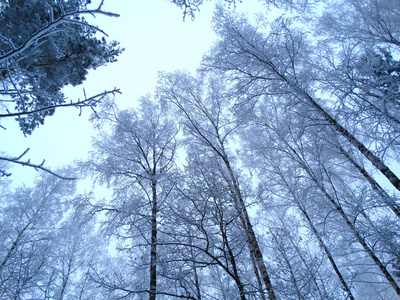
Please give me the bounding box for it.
[1,0,400,299]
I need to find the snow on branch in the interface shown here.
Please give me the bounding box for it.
[0,7,119,65]
[0,88,121,119]
[0,148,76,180]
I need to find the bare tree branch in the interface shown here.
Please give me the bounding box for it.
[0,88,121,118]
[0,148,76,180]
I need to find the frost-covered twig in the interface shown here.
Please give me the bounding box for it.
[0,148,77,180]
[0,88,121,118]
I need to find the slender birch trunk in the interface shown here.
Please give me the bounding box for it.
[60,252,75,300]
[301,87,400,192]
[266,59,400,192]
[273,165,356,300]
[294,155,400,296]
[250,252,267,300]
[149,180,157,300]
[223,156,276,300]
[320,184,400,295]
[221,222,247,300]
[339,146,400,219]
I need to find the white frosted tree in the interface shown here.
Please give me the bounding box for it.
[81,96,178,299]
[162,150,257,299]
[158,71,276,299]
[239,94,400,298]
[0,0,122,178]
[204,5,400,193]
[0,171,75,299]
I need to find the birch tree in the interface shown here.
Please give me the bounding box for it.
[82,96,177,300]
[313,0,400,162]
[158,71,276,299]
[0,171,75,299]
[240,96,400,297]
[163,151,258,299]
[204,5,400,193]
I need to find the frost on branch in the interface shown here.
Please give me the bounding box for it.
[0,0,123,134]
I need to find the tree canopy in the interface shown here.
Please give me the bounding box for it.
[1,0,400,299]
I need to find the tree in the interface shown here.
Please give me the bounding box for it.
[239,95,400,297]
[0,171,75,299]
[163,152,255,300]
[256,152,356,299]
[169,0,236,19]
[0,0,122,177]
[158,71,276,299]
[81,96,178,299]
[314,0,400,162]
[0,0,122,134]
[46,209,106,300]
[204,5,400,193]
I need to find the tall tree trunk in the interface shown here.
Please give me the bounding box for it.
[233,191,267,300]
[250,252,267,300]
[274,164,356,300]
[60,252,75,300]
[298,204,356,300]
[339,146,400,219]
[149,180,157,300]
[221,222,247,300]
[223,156,276,300]
[302,88,400,192]
[321,185,400,295]
[266,59,400,192]
[0,221,31,272]
[78,267,90,300]
[294,154,400,296]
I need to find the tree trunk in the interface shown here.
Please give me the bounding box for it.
[339,146,400,219]
[303,90,400,192]
[221,222,247,300]
[267,59,400,192]
[223,157,276,300]
[149,180,157,300]
[0,221,31,272]
[275,163,356,300]
[301,162,400,296]
[60,253,75,300]
[298,205,356,300]
[250,252,267,300]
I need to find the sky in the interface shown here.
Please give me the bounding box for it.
[2,0,268,186]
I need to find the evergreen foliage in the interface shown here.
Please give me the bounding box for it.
[0,0,122,134]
